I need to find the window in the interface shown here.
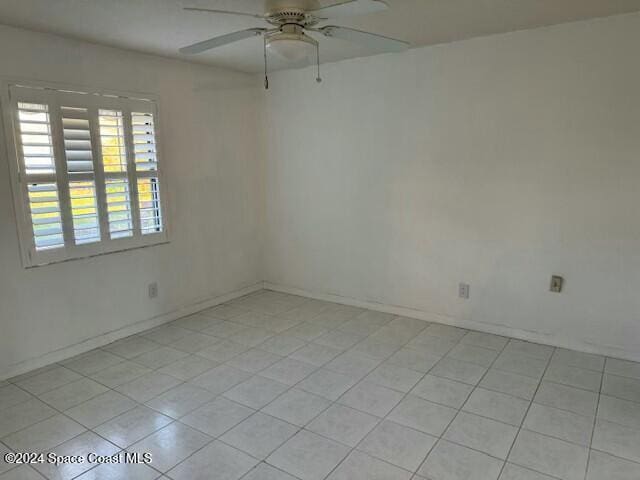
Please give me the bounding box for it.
[2,83,168,267]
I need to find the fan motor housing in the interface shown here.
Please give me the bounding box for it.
[265,0,322,26]
[265,0,320,11]
[267,9,319,27]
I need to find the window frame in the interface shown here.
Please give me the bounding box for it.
[1,79,170,268]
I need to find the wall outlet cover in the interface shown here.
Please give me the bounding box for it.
[148,282,158,299]
[459,283,470,299]
[550,276,563,293]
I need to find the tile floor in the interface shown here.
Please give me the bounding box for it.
[1,289,639,480]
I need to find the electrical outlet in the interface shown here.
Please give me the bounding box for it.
[148,282,158,299]
[459,283,470,299]
[550,275,563,293]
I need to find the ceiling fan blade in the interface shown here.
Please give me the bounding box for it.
[310,0,388,19]
[180,28,266,55]
[183,7,266,19]
[319,26,409,52]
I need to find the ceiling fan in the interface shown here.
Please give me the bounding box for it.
[179,0,410,88]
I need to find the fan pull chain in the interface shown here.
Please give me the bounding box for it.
[316,42,322,84]
[263,35,269,90]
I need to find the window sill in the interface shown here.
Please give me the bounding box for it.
[25,233,169,268]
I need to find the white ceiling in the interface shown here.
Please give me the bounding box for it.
[2,0,640,73]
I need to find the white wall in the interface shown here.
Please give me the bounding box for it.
[0,25,264,378]
[263,13,640,361]
[2,12,639,377]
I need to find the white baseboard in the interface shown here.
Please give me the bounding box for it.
[265,282,640,363]
[5,279,637,381]
[1,282,264,381]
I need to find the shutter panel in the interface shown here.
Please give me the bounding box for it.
[17,103,56,175]
[132,112,158,172]
[62,107,94,174]
[68,181,100,244]
[27,183,64,250]
[99,109,134,239]
[61,106,101,244]
[99,109,128,173]
[16,102,64,251]
[137,177,163,234]
[132,111,163,235]
[104,179,133,238]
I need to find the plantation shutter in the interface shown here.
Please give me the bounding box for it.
[4,84,168,267]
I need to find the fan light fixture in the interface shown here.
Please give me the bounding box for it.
[266,32,316,62]
[263,24,321,88]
